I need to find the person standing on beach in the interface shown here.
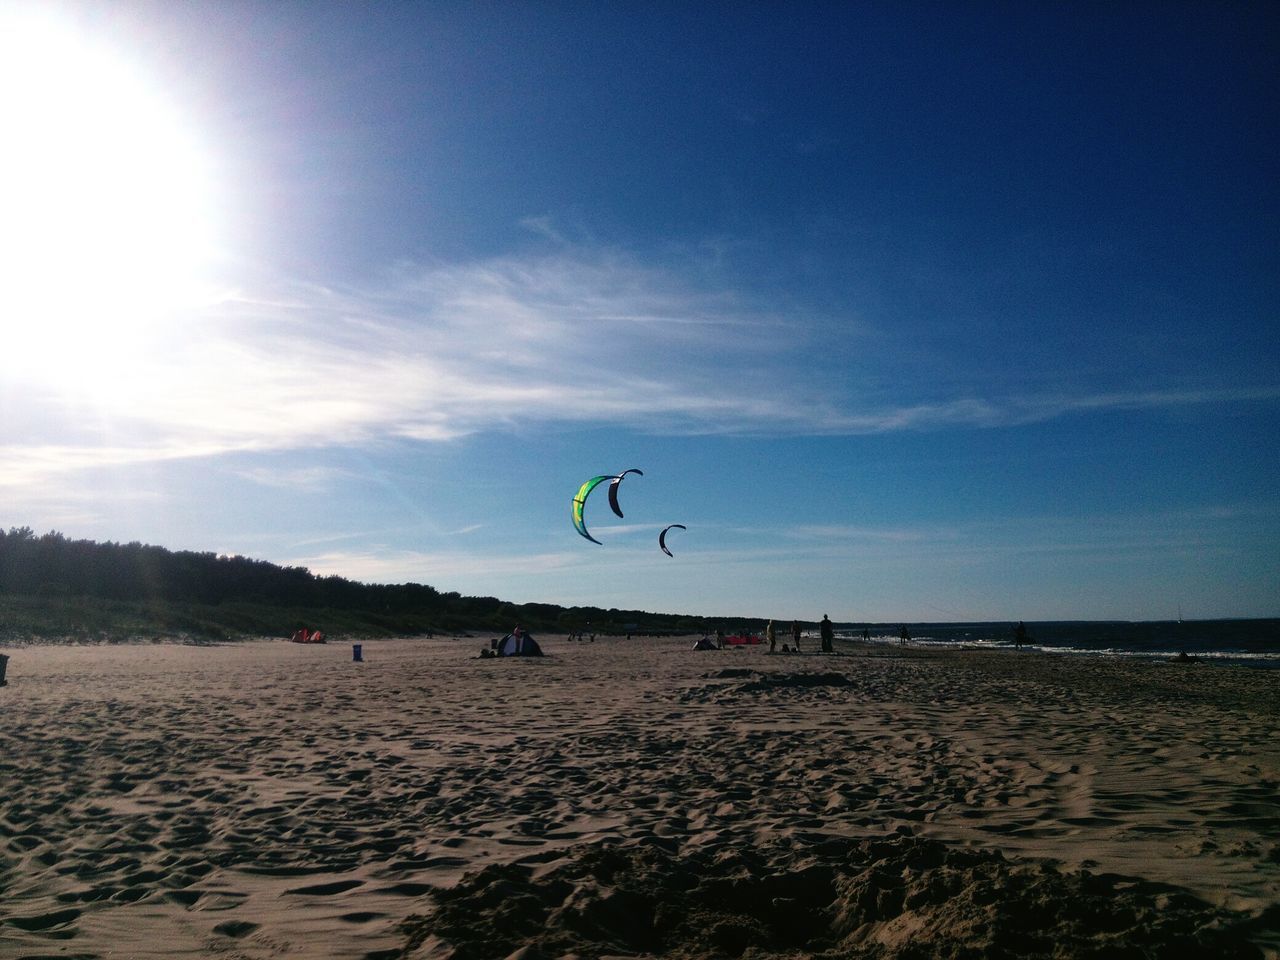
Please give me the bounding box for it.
[715,625,725,649]
[820,614,834,653]
[766,619,777,653]
[791,620,802,652]
[900,625,910,645]
[1014,621,1028,651]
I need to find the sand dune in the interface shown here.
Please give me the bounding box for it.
[1,636,1276,958]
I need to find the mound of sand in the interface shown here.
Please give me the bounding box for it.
[401,831,1264,959]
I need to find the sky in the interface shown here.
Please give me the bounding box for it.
[1,1,1277,622]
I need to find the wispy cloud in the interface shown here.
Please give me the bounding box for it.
[296,548,582,585]
[8,246,1279,484]
[231,465,357,491]
[0,441,251,486]
[783,524,958,543]
[6,249,805,474]
[696,501,1280,566]
[800,387,1280,434]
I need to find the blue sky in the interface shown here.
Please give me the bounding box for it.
[1,2,1276,621]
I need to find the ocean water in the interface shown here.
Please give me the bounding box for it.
[836,619,1280,667]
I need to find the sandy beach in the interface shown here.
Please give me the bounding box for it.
[1,634,1276,958]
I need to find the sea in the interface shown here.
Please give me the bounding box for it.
[835,619,1280,668]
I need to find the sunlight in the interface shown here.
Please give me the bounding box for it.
[0,10,221,389]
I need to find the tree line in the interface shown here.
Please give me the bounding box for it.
[0,527,729,640]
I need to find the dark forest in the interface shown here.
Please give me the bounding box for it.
[0,527,730,642]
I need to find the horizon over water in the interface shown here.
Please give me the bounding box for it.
[833,618,1280,667]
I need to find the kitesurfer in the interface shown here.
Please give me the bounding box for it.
[820,614,834,653]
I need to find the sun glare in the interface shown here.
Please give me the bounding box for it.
[0,11,220,386]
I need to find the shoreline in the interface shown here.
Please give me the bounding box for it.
[2,635,1276,957]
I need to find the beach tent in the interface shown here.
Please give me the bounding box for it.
[497,632,544,657]
[692,637,718,651]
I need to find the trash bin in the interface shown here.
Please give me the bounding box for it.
[352,644,363,663]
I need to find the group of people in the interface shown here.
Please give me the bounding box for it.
[490,618,1035,658]
[761,615,837,654]
[757,617,927,653]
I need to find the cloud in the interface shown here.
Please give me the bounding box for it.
[296,548,582,585]
[0,441,248,487]
[801,387,1280,435]
[6,250,808,471]
[7,246,1279,485]
[720,503,1280,565]
[783,524,957,544]
[1028,386,1280,416]
[231,465,356,491]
